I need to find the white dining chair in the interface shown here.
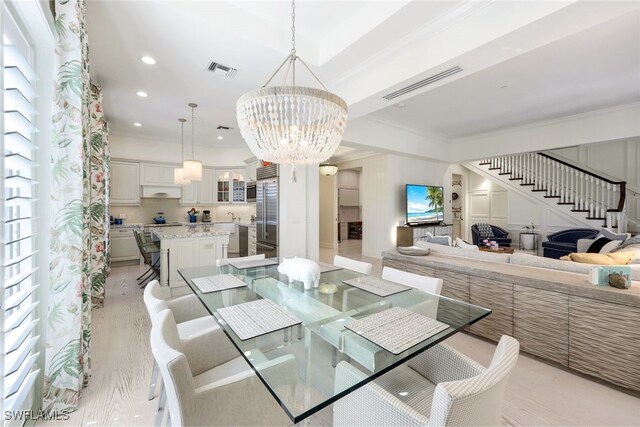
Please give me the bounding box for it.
[143,279,218,417]
[333,255,373,275]
[216,253,265,266]
[333,335,520,426]
[151,308,294,426]
[382,266,443,295]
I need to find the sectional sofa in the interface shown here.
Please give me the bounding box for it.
[382,242,640,394]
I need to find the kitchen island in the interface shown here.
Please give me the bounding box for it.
[151,225,230,296]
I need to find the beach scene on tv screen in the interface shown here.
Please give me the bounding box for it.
[407,185,444,223]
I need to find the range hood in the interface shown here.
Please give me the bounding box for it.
[141,185,181,199]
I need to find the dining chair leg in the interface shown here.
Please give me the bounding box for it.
[154,387,167,427]
[156,381,165,411]
[148,360,159,400]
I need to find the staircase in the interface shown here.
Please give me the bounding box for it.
[472,152,627,231]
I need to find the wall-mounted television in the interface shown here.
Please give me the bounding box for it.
[406,184,444,225]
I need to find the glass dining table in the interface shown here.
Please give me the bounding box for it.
[178,262,491,424]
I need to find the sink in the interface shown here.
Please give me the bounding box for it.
[213,222,237,234]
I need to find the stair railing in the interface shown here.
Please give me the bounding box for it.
[480,153,626,229]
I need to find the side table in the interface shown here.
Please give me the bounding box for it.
[519,232,539,255]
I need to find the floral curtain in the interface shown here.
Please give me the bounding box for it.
[45,0,110,412]
[89,83,110,308]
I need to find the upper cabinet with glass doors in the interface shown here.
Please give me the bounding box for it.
[216,170,245,203]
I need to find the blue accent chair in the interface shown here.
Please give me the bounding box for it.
[542,228,598,259]
[471,224,512,247]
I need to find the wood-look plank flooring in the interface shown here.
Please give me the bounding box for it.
[36,242,640,426]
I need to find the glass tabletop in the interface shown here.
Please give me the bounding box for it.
[178,262,491,423]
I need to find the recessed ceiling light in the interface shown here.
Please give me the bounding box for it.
[217,136,223,140]
[133,122,142,127]
[136,91,148,97]
[141,56,156,65]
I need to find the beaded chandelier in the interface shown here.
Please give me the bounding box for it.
[236,0,348,170]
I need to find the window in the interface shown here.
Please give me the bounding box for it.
[1,2,53,424]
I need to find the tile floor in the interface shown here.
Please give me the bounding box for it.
[36,241,640,426]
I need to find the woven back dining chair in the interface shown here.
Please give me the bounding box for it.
[334,335,520,426]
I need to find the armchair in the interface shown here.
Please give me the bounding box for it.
[471,224,512,247]
[542,228,598,259]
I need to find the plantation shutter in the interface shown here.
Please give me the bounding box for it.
[1,9,41,423]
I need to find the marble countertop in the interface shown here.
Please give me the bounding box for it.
[151,224,231,240]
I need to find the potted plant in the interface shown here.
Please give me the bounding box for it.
[521,222,537,250]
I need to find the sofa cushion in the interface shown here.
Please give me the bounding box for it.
[598,228,631,242]
[455,237,478,250]
[415,241,511,263]
[587,237,612,253]
[423,232,452,246]
[561,252,635,265]
[599,240,623,254]
[511,252,594,275]
[615,243,640,264]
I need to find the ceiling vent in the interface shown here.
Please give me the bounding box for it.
[382,66,463,100]
[207,62,238,79]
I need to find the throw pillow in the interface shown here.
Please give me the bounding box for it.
[587,237,611,253]
[599,240,622,254]
[475,223,494,238]
[455,237,479,250]
[425,231,452,246]
[598,228,631,242]
[565,252,635,265]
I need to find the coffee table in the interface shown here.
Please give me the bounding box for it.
[479,246,514,254]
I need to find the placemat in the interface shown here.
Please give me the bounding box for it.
[342,276,410,297]
[318,262,342,273]
[228,258,279,269]
[192,274,247,293]
[345,307,449,355]
[217,299,302,341]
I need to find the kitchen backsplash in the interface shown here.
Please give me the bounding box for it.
[109,198,256,224]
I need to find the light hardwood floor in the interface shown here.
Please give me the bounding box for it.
[37,244,640,426]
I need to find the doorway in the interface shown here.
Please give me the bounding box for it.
[337,168,362,256]
[452,173,463,240]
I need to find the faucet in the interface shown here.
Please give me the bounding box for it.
[228,211,237,222]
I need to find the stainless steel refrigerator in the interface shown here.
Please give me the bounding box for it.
[256,165,278,258]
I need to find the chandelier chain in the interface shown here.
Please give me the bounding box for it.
[191,105,195,158]
[291,0,296,57]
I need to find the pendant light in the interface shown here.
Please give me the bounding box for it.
[319,164,338,176]
[183,102,202,181]
[174,118,190,185]
[236,0,348,174]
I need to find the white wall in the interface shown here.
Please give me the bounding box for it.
[110,134,253,167]
[319,174,337,249]
[278,164,320,261]
[466,171,508,231]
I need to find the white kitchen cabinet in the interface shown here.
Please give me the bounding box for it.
[180,168,214,205]
[216,170,246,203]
[110,228,140,261]
[245,161,259,182]
[111,161,140,205]
[180,180,198,204]
[141,163,180,186]
[197,168,215,204]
